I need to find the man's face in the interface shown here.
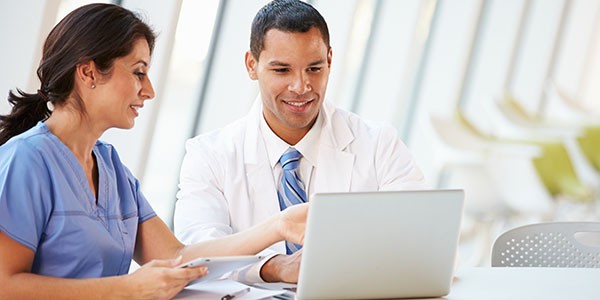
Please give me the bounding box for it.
[246,27,332,144]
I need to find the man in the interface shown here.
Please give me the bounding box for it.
[174,0,426,284]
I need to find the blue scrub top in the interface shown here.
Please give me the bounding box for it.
[0,122,156,278]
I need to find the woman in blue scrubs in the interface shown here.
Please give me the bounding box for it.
[0,3,307,299]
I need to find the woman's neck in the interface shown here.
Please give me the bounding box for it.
[44,108,103,162]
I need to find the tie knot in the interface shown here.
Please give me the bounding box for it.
[280,148,302,171]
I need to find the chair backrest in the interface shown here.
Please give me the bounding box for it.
[531,142,592,201]
[577,126,600,172]
[492,222,600,268]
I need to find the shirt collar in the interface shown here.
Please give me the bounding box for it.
[259,110,323,169]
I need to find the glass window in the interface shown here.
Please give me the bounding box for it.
[57,0,112,22]
[461,0,526,135]
[354,0,434,135]
[141,0,220,226]
[509,0,565,116]
[332,0,377,111]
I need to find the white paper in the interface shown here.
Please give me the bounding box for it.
[174,279,286,300]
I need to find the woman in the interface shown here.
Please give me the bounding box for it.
[0,3,306,299]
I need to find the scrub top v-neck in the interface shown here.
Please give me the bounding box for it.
[0,122,156,278]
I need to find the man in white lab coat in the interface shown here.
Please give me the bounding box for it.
[174,0,426,284]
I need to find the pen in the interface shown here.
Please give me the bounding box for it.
[221,287,251,300]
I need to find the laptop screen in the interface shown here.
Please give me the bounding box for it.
[295,189,464,300]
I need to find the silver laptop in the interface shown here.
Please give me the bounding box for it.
[295,189,464,300]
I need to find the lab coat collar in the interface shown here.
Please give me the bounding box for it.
[244,96,355,193]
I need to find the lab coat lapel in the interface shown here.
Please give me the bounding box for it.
[314,102,355,193]
[243,100,281,218]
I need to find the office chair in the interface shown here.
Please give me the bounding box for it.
[430,113,554,266]
[492,222,600,268]
[493,95,594,202]
[577,126,600,172]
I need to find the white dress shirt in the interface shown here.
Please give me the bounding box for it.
[259,110,323,201]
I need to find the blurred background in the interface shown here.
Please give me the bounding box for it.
[1,0,599,267]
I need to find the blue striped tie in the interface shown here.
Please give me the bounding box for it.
[277,147,306,254]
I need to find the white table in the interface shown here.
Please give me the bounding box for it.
[178,267,600,299]
[444,267,600,300]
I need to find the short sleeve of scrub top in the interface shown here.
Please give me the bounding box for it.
[0,122,156,278]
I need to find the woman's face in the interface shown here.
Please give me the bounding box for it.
[90,38,155,130]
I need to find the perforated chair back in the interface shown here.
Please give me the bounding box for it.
[492,222,600,268]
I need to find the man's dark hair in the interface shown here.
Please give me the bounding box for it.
[250,0,330,60]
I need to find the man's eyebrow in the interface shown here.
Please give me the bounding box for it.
[267,59,326,67]
[308,59,326,66]
[268,61,291,67]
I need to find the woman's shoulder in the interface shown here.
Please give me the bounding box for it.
[0,123,52,164]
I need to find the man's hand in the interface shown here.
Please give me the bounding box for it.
[259,250,303,283]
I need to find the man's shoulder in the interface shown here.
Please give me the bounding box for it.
[184,116,251,159]
[327,104,397,137]
[188,117,248,144]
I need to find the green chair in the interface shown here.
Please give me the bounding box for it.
[577,126,600,172]
[457,110,593,202]
[531,142,592,202]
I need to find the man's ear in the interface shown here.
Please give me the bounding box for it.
[327,47,333,68]
[245,51,258,80]
[75,60,97,89]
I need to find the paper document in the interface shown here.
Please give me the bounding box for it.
[175,279,285,300]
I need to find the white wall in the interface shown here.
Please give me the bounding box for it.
[0,0,58,115]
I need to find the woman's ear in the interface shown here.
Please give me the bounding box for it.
[75,60,97,89]
[245,51,258,80]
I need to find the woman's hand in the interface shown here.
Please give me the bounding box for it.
[124,256,208,299]
[278,203,308,245]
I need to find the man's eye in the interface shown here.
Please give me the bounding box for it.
[135,72,146,79]
[308,67,322,72]
[273,68,289,73]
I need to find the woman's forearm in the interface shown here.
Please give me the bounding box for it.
[1,273,130,300]
[179,214,282,259]
[177,202,307,263]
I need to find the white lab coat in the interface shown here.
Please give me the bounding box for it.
[174,99,426,281]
